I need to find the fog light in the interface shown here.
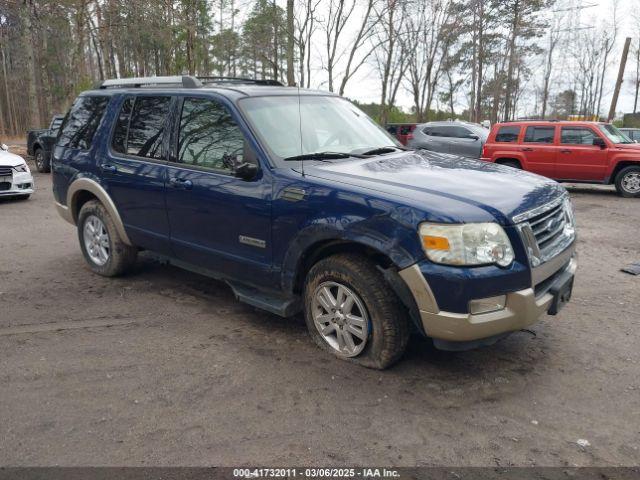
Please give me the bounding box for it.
[469,295,506,315]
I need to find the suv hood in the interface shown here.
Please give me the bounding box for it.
[304,150,565,225]
[0,149,26,167]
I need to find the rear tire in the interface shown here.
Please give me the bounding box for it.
[303,254,410,369]
[614,166,640,198]
[34,148,50,173]
[77,200,137,276]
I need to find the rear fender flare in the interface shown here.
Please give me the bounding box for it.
[66,177,132,246]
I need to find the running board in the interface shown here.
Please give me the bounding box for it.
[227,281,302,318]
[147,253,302,318]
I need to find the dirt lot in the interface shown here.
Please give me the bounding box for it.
[1,170,639,467]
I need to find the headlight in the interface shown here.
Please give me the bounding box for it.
[13,163,29,173]
[419,222,515,267]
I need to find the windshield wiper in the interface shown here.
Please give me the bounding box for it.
[283,151,366,161]
[359,146,407,156]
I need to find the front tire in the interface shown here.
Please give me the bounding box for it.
[77,200,137,276]
[34,148,50,173]
[614,166,640,197]
[303,254,410,369]
[500,160,521,169]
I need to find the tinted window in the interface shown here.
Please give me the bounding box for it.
[524,126,555,143]
[495,126,520,142]
[57,96,109,150]
[112,96,170,158]
[178,98,245,172]
[112,97,134,154]
[560,127,598,145]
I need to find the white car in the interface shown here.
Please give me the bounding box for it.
[0,143,34,200]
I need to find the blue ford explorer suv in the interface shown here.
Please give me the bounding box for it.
[52,76,577,369]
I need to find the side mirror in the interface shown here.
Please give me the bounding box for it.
[468,134,479,141]
[593,137,606,149]
[234,162,259,181]
[0,143,8,151]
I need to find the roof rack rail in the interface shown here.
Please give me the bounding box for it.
[197,76,284,86]
[98,75,203,89]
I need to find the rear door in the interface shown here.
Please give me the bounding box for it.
[99,94,172,253]
[164,95,272,284]
[521,125,557,178]
[557,126,608,181]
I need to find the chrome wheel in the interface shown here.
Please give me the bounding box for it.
[83,215,110,266]
[312,281,370,357]
[621,172,640,194]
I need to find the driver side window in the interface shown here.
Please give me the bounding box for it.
[178,98,245,173]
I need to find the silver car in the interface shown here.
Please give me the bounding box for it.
[407,121,489,158]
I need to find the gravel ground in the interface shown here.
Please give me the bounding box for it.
[1,171,638,467]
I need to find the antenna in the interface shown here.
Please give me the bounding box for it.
[297,85,305,177]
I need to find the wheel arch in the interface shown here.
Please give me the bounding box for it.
[495,157,523,168]
[66,177,132,246]
[608,160,640,184]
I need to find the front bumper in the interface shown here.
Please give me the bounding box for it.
[0,171,34,196]
[399,244,577,346]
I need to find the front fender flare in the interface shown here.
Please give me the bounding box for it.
[280,222,418,294]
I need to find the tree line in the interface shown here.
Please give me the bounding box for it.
[0,0,637,135]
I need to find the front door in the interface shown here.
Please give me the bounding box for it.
[557,126,608,181]
[521,125,557,178]
[165,95,272,285]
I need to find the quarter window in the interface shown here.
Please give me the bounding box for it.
[560,127,599,145]
[524,126,555,143]
[495,126,520,143]
[177,98,245,172]
[57,96,109,150]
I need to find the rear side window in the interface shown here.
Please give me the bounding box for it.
[57,96,109,150]
[177,97,245,172]
[495,126,520,142]
[112,96,171,159]
[560,127,598,145]
[524,126,555,143]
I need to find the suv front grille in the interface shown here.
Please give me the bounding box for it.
[0,166,13,177]
[529,202,567,251]
[516,195,576,267]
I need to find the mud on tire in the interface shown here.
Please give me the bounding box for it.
[303,253,410,369]
[77,200,137,277]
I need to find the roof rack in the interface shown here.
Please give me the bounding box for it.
[197,76,284,86]
[98,75,203,89]
[97,75,284,89]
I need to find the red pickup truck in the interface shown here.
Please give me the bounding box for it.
[481,121,640,197]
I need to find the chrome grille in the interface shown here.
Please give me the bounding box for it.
[516,196,576,267]
[0,166,12,177]
[529,203,566,250]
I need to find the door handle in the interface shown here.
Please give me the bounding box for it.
[521,147,534,152]
[169,177,193,190]
[560,149,572,154]
[100,163,117,173]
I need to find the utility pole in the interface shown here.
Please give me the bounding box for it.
[286,0,295,86]
[608,37,632,122]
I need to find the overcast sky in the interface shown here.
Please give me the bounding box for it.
[263,0,639,118]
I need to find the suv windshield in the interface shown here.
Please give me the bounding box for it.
[239,95,399,164]
[598,124,633,144]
